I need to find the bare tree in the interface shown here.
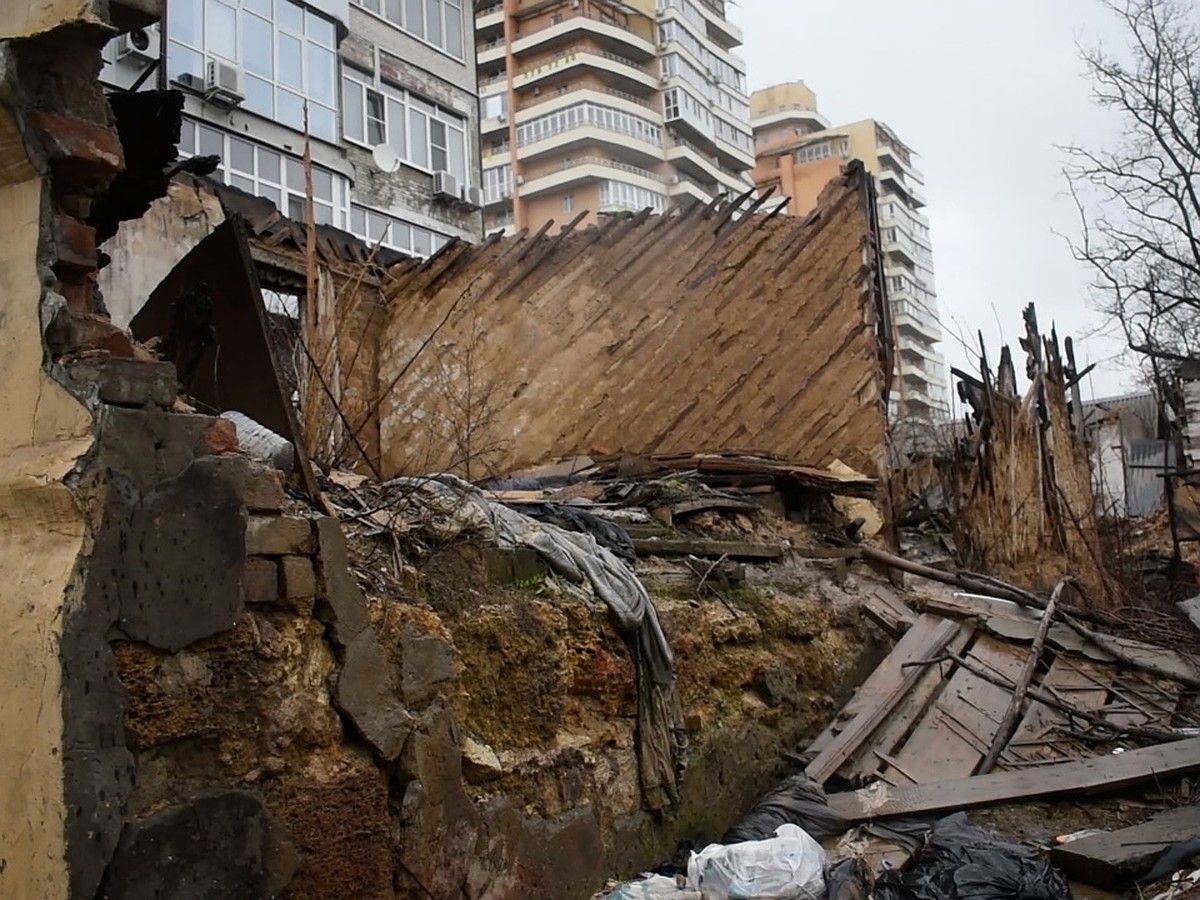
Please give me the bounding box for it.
[1065,0,1200,367]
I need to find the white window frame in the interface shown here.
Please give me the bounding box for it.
[342,67,470,184]
[178,116,350,228]
[348,203,452,258]
[165,0,340,143]
[348,0,465,62]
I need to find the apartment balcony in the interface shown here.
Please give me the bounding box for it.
[476,2,504,33]
[514,45,658,94]
[483,182,515,207]
[515,87,661,126]
[478,37,507,66]
[482,146,512,167]
[519,156,668,199]
[511,12,657,62]
[481,113,509,136]
[666,175,715,206]
[713,132,755,171]
[877,142,925,187]
[666,135,749,195]
[518,122,664,169]
[878,169,926,210]
[891,309,943,345]
[751,104,830,136]
[479,76,509,97]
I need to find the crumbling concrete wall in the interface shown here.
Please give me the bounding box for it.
[98,180,226,329]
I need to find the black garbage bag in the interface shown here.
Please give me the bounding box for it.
[722,773,848,844]
[1138,836,1200,886]
[827,857,872,900]
[873,813,1073,900]
[524,503,637,563]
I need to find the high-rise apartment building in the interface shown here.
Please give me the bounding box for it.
[751,82,950,421]
[100,0,483,259]
[475,0,755,234]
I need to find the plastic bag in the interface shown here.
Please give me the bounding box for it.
[686,823,826,900]
[723,773,848,844]
[826,857,872,900]
[607,875,702,899]
[872,813,1073,900]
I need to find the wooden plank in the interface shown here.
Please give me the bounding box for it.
[1050,804,1200,885]
[804,615,963,784]
[1000,656,1113,768]
[885,635,1029,783]
[862,587,918,639]
[631,538,783,560]
[842,623,974,784]
[827,736,1200,823]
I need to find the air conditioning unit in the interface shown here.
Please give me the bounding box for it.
[667,175,680,185]
[659,75,670,86]
[115,25,158,63]
[498,111,508,123]
[461,184,483,208]
[433,171,460,200]
[205,59,244,106]
[515,175,525,186]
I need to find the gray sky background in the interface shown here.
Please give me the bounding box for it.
[736,0,1135,410]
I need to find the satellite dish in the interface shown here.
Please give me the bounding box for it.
[371,144,401,174]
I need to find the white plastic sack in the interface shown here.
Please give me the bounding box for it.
[686,824,826,900]
[607,875,702,899]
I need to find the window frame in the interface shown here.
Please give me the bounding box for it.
[348,0,465,62]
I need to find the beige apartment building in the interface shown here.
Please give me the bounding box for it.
[475,0,755,233]
[751,82,950,421]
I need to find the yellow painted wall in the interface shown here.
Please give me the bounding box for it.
[0,102,93,900]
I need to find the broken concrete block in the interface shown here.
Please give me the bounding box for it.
[243,557,279,605]
[103,458,247,653]
[246,515,314,556]
[753,663,801,709]
[281,555,317,601]
[243,465,285,512]
[461,737,503,784]
[401,623,457,705]
[67,357,177,409]
[314,517,369,647]
[100,791,298,900]
[336,630,413,762]
[712,615,763,646]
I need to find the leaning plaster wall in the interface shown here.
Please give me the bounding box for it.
[0,67,95,900]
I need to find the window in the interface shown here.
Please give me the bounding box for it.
[178,117,348,227]
[348,203,451,257]
[349,0,464,60]
[599,180,667,214]
[516,101,662,148]
[166,0,338,142]
[343,68,469,182]
[483,164,513,204]
[796,140,834,164]
[562,194,575,213]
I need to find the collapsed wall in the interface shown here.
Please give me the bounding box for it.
[0,12,890,900]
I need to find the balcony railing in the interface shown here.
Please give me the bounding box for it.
[515,9,651,43]
[516,43,653,78]
[517,82,655,113]
[667,134,747,180]
[523,155,668,184]
[476,3,502,17]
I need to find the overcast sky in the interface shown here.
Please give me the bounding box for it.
[736,0,1135,407]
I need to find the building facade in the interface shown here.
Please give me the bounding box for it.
[751,82,950,421]
[100,0,483,258]
[476,0,755,234]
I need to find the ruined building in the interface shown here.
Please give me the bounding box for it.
[476,0,755,234]
[99,0,483,273]
[751,81,950,422]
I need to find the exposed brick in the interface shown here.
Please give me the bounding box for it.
[59,194,93,219]
[70,313,138,357]
[53,214,98,275]
[203,418,239,454]
[29,110,125,185]
[243,465,286,512]
[243,557,280,605]
[281,556,317,603]
[67,358,177,409]
[247,516,314,556]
